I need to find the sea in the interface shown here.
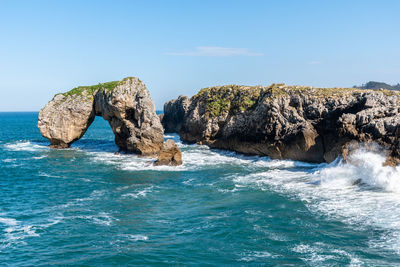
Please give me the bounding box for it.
[1,112,400,266]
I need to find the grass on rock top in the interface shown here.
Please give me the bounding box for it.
[194,84,400,118]
[59,77,140,97]
[193,85,262,118]
[61,81,120,97]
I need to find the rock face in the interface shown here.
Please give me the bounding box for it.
[38,77,164,156]
[154,139,182,166]
[163,84,400,165]
[161,95,190,133]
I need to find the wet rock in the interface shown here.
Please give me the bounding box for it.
[154,139,182,166]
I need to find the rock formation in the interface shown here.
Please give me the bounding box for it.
[154,139,182,166]
[162,95,190,133]
[38,77,165,157]
[162,84,400,165]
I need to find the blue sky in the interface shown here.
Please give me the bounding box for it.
[1,0,399,111]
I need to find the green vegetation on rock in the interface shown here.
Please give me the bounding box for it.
[193,85,262,118]
[58,77,139,98]
[193,83,400,118]
[62,81,120,97]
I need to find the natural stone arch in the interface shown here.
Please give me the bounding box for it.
[38,77,164,156]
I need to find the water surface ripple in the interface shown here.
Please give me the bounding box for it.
[1,112,400,266]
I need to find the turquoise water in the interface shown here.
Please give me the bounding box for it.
[1,112,400,266]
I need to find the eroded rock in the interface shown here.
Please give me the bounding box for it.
[154,139,182,166]
[163,84,400,164]
[38,77,164,156]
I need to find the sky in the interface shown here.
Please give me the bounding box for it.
[0,0,399,111]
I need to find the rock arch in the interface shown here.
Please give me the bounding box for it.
[38,77,164,156]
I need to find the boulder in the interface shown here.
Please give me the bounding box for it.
[154,139,182,166]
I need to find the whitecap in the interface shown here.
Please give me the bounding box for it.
[91,212,115,226]
[0,217,18,226]
[4,141,47,152]
[33,155,47,160]
[239,250,274,262]
[1,158,16,163]
[122,186,153,199]
[126,234,148,241]
[38,171,64,178]
[232,148,400,255]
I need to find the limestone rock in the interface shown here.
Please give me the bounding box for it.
[161,95,190,133]
[154,139,182,166]
[38,77,164,156]
[163,84,400,164]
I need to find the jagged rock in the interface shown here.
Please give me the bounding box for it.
[163,84,400,164]
[38,77,164,156]
[161,95,190,133]
[154,139,182,166]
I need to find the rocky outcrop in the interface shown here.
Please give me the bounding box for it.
[154,139,182,166]
[161,95,190,133]
[163,84,400,165]
[38,77,165,156]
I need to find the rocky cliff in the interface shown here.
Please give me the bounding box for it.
[38,77,166,157]
[162,84,400,165]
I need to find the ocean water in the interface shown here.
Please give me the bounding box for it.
[1,112,400,266]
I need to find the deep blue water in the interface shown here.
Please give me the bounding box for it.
[1,112,400,266]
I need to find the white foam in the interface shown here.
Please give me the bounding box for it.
[91,212,115,226]
[68,212,116,226]
[38,171,64,179]
[58,189,106,209]
[1,220,40,250]
[126,234,148,241]
[0,217,18,226]
[318,149,400,192]
[232,148,400,254]
[292,243,363,266]
[4,141,47,152]
[239,250,274,261]
[122,186,153,199]
[33,155,47,160]
[1,158,16,163]
[83,135,320,173]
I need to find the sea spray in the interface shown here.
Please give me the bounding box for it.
[317,148,400,192]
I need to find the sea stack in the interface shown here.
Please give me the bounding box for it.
[162,84,400,165]
[38,77,182,165]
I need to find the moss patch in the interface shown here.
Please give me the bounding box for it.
[264,83,400,98]
[57,77,140,98]
[193,85,262,118]
[61,80,120,97]
[193,83,400,118]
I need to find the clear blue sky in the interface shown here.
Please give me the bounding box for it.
[1,0,399,111]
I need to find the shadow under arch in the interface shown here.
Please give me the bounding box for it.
[71,115,119,153]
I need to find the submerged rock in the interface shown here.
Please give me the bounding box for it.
[154,139,182,166]
[38,77,164,156]
[163,84,400,164]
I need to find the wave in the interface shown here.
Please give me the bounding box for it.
[317,148,400,192]
[122,186,153,199]
[292,243,362,266]
[125,234,148,241]
[0,217,18,226]
[3,141,48,152]
[0,215,61,250]
[232,148,400,254]
[88,212,116,226]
